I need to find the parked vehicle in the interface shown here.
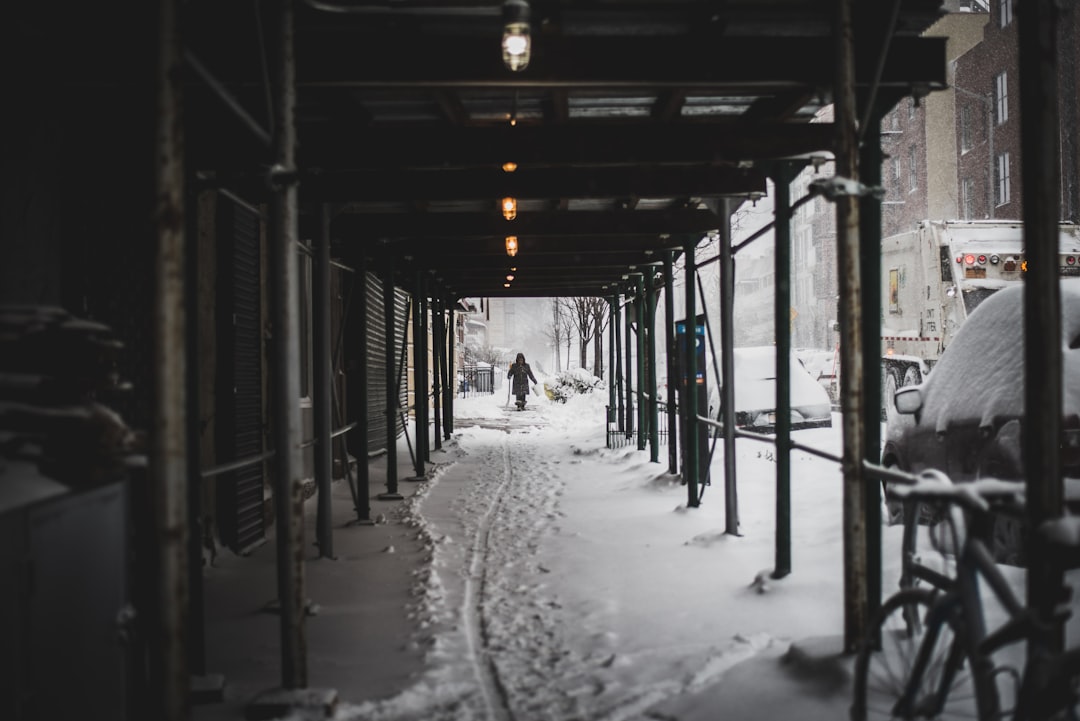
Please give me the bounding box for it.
[795,346,839,406]
[880,278,1080,564]
[880,219,1080,420]
[709,346,833,434]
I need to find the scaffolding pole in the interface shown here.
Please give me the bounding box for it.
[1018,0,1066,655]
[152,0,190,715]
[835,0,869,653]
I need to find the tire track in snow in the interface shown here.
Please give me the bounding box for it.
[458,419,588,721]
[460,434,517,721]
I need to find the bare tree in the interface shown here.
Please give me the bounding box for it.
[542,299,565,372]
[565,297,595,370]
[559,299,574,369]
[589,298,609,377]
[463,343,506,367]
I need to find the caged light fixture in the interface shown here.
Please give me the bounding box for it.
[501,0,531,72]
[501,196,517,220]
[505,235,519,257]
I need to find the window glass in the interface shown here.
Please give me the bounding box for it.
[997,152,1011,206]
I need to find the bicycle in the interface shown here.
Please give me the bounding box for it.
[851,469,1080,721]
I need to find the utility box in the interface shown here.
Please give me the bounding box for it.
[0,464,129,721]
[675,315,710,486]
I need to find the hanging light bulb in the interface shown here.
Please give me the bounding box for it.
[506,274,515,281]
[502,0,531,72]
[502,161,518,173]
[505,235,519,257]
[503,282,511,288]
[501,196,517,220]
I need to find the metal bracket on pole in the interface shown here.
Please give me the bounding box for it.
[808,176,884,201]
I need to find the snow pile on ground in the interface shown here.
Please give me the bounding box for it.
[544,368,606,403]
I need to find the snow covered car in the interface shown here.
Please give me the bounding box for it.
[880,278,1080,563]
[709,346,833,433]
[795,347,840,404]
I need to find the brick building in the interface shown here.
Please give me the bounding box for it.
[881,9,988,236]
[953,0,1080,223]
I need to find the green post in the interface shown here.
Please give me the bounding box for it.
[719,200,738,534]
[445,296,454,437]
[860,104,886,624]
[647,273,660,462]
[614,294,624,431]
[684,237,700,508]
[635,273,647,451]
[431,289,442,451]
[664,251,678,475]
[608,294,617,423]
[624,287,634,439]
[772,162,799,578]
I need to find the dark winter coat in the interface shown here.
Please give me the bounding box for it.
[508,361,537,396]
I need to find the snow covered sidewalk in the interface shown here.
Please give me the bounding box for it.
[198,385,1079,721]
[328,390,863,721]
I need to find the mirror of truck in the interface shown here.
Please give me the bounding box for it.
[894,385,923,415]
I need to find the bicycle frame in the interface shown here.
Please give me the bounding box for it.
[890,481,1062,720]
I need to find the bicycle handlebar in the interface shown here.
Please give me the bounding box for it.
[890,469,1026,516]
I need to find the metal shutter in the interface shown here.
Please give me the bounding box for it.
[215,201,265,553]
[363,273,408,454]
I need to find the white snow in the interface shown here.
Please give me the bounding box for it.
[290,383,1079,721]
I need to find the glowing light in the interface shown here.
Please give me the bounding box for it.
[501,1,531,72]
[505,235,519,257]
[502,196,517,220]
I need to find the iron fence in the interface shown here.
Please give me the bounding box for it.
[605,405,669,449]
[458,365,495,397]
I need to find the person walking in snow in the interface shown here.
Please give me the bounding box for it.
[507,352,538,410]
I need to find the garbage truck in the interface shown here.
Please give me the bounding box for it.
[880,219,1080,414]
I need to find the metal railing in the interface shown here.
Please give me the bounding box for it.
[458,365,494,396]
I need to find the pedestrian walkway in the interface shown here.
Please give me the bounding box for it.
[194,398,859,721]
[193,442,433,721]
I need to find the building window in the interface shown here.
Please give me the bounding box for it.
[892,157,901,182]
[962,177,973,219]
[908,145,917,191]
[997,152,1011,206]
[908,98,916,120]
[890,111,899,131]
[960,104,971,152]
[999,0,1012,27]
[995,72,1008,125]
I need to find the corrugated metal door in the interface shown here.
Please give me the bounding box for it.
[364,273,408,454]
[215,201,265,553]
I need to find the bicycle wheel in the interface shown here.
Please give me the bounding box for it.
[852,589,994,720]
